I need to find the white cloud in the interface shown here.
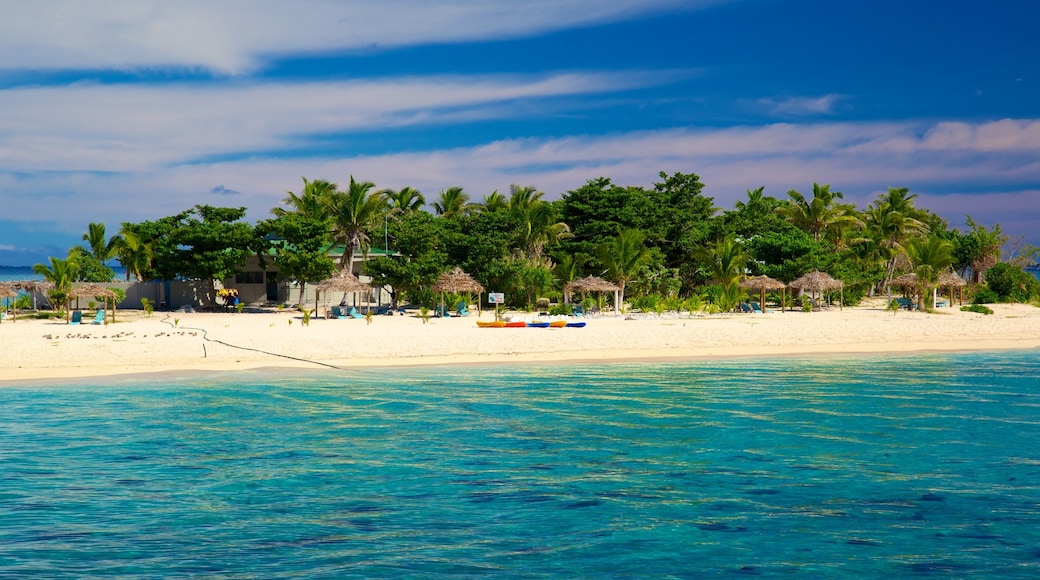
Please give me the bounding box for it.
[0,0,721,74]
[757,94,844,116]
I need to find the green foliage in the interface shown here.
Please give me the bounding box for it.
[140,297,154,316]
[299,306,311,326]
[961,304,994,315]
[985,262,1040,302]
[802,300,814,313]
[364,211,449,309]
[14,294,31,310]
[236,302,245,314]
[107,287,126,305]
[972,288,999,304]
[419,306,431,324]
[548,303,572,316]
[259,212,335,303]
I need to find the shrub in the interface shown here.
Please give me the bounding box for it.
[986,263,1040,302]
[972,288,999,304]
[549,303,572,316]
[140,297,154,316]
[961,304,993,315]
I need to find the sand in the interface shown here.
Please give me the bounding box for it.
[2,299,1039,382]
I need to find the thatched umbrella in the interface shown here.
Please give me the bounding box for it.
[68,284,118,323]
[564,275,620,315]
[0,284,16,323]
[888,273,921,310]
[788,271,844,310]
[316,272,372,318]
[12,280,53,311]
[739,275,787,312]
[433,267,485,315]
[938,271,966,307]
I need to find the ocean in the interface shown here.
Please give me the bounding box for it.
[2,351,1040,577]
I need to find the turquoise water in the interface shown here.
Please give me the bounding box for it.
[3,352,1040,577]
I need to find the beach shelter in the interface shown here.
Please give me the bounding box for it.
[433,268,485,315]
[788,271,844,310]
[315,271,372,318]
[563,275,620,316]
[0,284,16,322]
[12,280,53,311]
[889,272,921,310]
[937,271,966,307]
[67,284,118,324]
[739,275,787,312]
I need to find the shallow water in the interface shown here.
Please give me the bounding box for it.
[2,351,1040,577]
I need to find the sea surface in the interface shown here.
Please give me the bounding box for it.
[2,352,1040,578]
[0,265,127,283]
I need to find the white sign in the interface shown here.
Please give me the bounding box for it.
[488,292,505,304]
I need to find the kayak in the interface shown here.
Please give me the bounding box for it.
[548,320,567,328]
[565,321,587,328]
[526,321,550,328]
[476,320,506,328]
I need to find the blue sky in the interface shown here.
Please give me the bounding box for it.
[1,0,1038,265]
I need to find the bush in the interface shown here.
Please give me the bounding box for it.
[961,304,993,315]
[972,288,999,304]
[985,263,1040,302]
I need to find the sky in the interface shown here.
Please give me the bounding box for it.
[1,0,1038,265]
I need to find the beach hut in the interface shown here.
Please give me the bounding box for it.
[315,271,372,318]
[739,275,787,312]
[563,275,620,316]
[0,284,16,323]
[889,272,921,310]
[938,271,966,307]
[67,284,118,324]
[432,268,485,316]
[788,271,844,310]
[12,280,53,311]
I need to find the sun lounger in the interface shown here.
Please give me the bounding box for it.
[330,306,348,319]
[92,310,105,325]
[456,302,469,317]
[70,310,83,325]
[347,307,364,319]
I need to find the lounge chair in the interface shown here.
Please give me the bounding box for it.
[435,304,450,318]
[456,302,470,317]
[739,303,753,313]
[347,307,364,319]
[330,306,348,319]
[92,310,105,325]
[70,310,83,325]
[894,297,916,311]
[751,302,764,314]
[571,304,584,317]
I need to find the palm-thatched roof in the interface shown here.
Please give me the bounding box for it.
[433,268,485,294]
[316,271,371,293]
[0,283,16,298]
[68,284,118,299]
[563,275,619,294]
[890,273,919,288]
[788,271,843,292]
[739,275,786,292]
[938,271,966,287]
[11,280,54,293]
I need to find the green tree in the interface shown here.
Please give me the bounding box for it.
[515,200,571,259]
[273,177,336,218]
[955,216,1006,284]
[596,228,653,300]
[692,236,752,285]
[325,176,388,275]
[906,235,955,309]
[383,186,426,215]
[778,183,861,243]
[112,227,154,281]
[364,211,449,309]
[864,187,927,289]
[259,213,336,307]
[432,186,473,218]
[32,250,79,309]
[78,222,119,263]
[478,190,508,213]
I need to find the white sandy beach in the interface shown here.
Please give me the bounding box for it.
[2,300,1039,382]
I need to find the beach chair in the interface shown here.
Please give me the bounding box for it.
[330,306,348,319]
[751,302,764,314]
[347,306,364,319]
[456,302,469,317]
[92,310,105,325]
[571,304,584,317]
[70,310,83,325]
[739,303,753,313]
[435,304,450,318]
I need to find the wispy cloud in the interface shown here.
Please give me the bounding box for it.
[210,185,239,196]
[0,0,723,75]
[757,94,845,117]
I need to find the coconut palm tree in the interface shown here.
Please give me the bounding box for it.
[508,184,543,211]
[274,178,336,218]
[865,187,928,288]
[383,186,425,215]
[778,183,861,243]
[78,222,118,263]
[596,228,652,300]
[692,236,752,285]
[517,202,572,259]
[478,190,508,213]
[32,251,79,309]
[906,235,955,309]
[432,186,472,218]
[112,228,154,281]
[734,186,766,211]
[324,176,388,275]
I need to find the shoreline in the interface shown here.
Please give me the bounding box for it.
[3,300,1039,384]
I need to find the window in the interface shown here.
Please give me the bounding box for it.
[235,271,265,284]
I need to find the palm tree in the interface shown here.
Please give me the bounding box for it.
[324,176,388,275]
[508,184,543,212]
[553,253,589,288]
[596,228,653,300]
[78,222,118,263]
[517,203,572,259]
[692,236,752,285]
[906,235,955,309]
[112,228,154,281]
[734,186,766,211]
[274,178,336,218]
[432,186,472,218]
[866,187,927,288]
[383,186,425,215]
[478,190,508,213]
[32,250,79,309]
[778,183,861,243]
